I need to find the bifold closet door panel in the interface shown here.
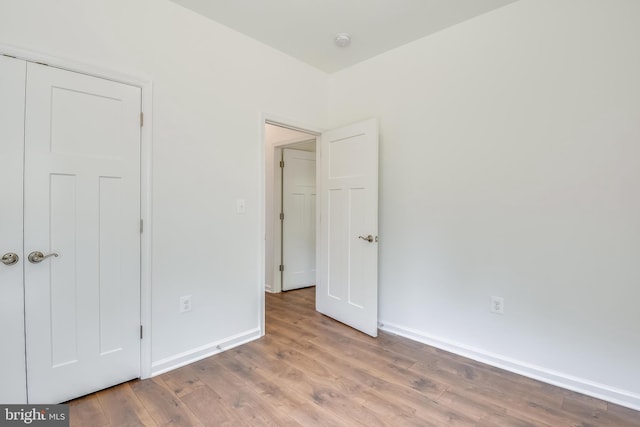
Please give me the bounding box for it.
[0,55,27,404]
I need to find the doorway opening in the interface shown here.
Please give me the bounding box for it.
[261,117,379,338]
[264,122,318,294]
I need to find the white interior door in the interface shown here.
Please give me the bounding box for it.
[282,148,316,291]
[23,62,142,403]
[317,118,379,337]
[0,55,28,404]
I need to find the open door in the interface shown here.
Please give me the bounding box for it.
[316,118,378,337]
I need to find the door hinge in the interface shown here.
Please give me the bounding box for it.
[140,325,143,339]
[279,212,284,220]
[279,264,284,272]
[140,219,144,233]
[280,160,284,168]
[140,112,144,127]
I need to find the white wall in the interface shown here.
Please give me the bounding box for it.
[0,0,327,372]
[328,0,640,408]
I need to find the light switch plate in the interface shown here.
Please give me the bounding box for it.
[236,199,246,214]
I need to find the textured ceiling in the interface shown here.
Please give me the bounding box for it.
[170,0,519,73]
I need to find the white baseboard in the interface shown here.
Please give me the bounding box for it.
[150,327,262,377]
[379,320,640,412]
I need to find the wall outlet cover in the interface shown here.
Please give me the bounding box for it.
[180,295,192,313]
[491,296,504,314]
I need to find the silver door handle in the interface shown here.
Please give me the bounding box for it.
[28,251,59,263]
[1,253,19,265]
[358,235,375,243]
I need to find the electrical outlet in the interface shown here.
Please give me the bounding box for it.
[490,296,504,314]
[180,295,192,313]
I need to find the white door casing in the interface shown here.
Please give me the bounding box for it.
[0,55,28,404]
[282,149,316,291]
[23,62,142,403]
[317,118,379,337]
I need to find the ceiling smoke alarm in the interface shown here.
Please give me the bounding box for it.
[334,33,352,48]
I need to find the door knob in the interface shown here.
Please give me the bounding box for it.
[28,251,59,263]
[1,253,19,266]
[358,235,375,243]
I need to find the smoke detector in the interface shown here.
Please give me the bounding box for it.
[334,33,352,48]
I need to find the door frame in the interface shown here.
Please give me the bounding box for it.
[1,44,154,379]
[260,114,322,335]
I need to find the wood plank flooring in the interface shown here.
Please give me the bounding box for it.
[68,287,640,426]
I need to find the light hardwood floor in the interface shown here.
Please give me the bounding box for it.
[68,287,640,426]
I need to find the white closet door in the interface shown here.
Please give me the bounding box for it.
[23,63,142,403]
[282,149,316,291]
[0,55,27,404]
